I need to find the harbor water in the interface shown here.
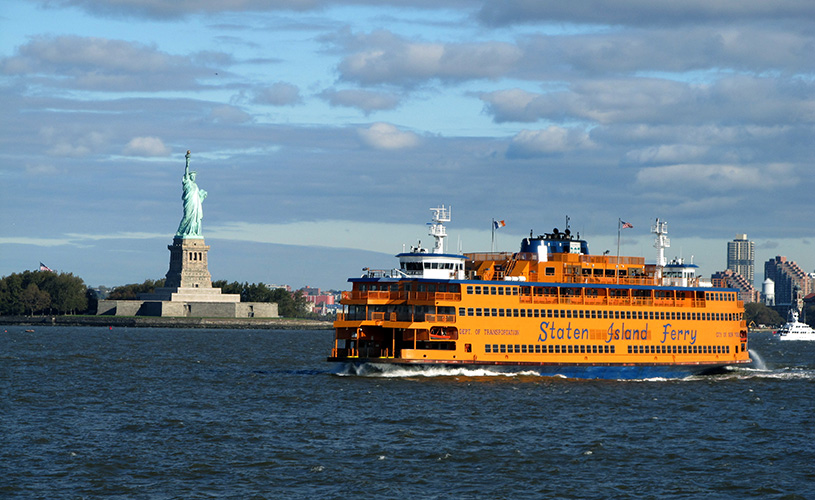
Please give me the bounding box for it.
[2,326,813,499]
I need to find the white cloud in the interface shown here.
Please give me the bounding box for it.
[320,88,401,114]
[357,123,420,150]
[635,163,797,192]
[122,137,171,157]
[253,82,302,106]
[507,126,594,157]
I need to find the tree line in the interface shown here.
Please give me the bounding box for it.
[0,272,313,318]
[0,270,88,315]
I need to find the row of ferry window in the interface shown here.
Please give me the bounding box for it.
[465,285,736,302]
[628,344,731,354]
[485,344,616,354]
[458,307,741,322]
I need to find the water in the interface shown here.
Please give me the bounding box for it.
[2,326,813,499]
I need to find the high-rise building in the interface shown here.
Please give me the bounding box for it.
[727,234,755,283]
[764,256,811,308]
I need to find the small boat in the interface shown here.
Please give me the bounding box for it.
[775,310,815,341]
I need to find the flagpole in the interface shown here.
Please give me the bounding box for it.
[491,218,495,252]
[616,219,621,283]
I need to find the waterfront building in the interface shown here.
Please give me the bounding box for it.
[727,234,755,284]
[764,256,812,309]
[712,269,760,303]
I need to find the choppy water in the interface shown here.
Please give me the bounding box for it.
[1,326,813,499]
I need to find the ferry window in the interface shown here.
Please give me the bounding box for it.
[590,310,596,319]
[604,345,610,353]
[476,308,482,316]
[566,310,572,319]
[467,308,474,316]
[490,286,497,295]
[483,309,490,317]
[513,309,519,317]
[513,345,520,353]
[547,345,554,353]
[580,345,586,354]
[614,311,620,319]
[567,345,573,354]
[520,309,526,318]
[475,286,481,294]
[546,267,555,276]
[500,345,506,353]
[610,346,615,353]
[528,309,533,317]
[626,311,632,320]
[513,288,519,295]
[467,286,473,294]
[491,308,498,316]
[485,345,491,353]
[458,308,465,316]
[555,345,561,353]
[535,345,541,353]
[578,310,584,319]
[499,309,505,317]
[603,311,609,319]
[521,345,527,353]
[628,345,633,354]
[592,345,598,353]
[534,310,540,318]
[547,309,553,318]
[498,287,504,296]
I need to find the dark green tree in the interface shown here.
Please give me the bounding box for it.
[744,302,784,328]
[108,279,165,299]
[20,283,51,315]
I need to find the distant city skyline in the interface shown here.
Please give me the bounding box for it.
[1,1,813,290]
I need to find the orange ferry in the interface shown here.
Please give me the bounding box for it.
[328,206,750,379]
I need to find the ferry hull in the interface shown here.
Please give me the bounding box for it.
[329,358,746,380]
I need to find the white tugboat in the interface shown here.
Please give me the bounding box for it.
[776,310,815,341]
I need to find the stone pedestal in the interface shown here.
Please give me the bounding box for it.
[164,237,212,289]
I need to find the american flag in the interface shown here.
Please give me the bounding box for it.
[39,262,54,272]
[621,220,633,229]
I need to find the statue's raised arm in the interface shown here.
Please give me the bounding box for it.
[175,150,207,239]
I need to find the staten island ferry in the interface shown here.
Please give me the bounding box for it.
[328,207,750,379]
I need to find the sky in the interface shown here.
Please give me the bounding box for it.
[1,0,814,291]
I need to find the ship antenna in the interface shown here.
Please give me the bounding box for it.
[428,205,450,254]
[651,218,670,279]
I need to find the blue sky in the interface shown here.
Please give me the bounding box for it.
[1,0,814,291]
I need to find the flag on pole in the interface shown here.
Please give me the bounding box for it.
[493,219,506,229]
[39,262,54,272]
[620,220,633,229]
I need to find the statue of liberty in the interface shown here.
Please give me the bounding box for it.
[175,150,207,238]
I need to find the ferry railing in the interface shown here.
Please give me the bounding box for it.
[425,314,456,323]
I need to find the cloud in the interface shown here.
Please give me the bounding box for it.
[507,127,594,158]
[481,76,815,126]
[1,35,216,91]
[207,105,253,123]
[40,126,107,157]
[253,82,302,106]
[635,163,797,192]
[320,88,401,114]
[122,137,171,157]
[478,0,815,27]
[334,30,522,86]
[357,123,420,150]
